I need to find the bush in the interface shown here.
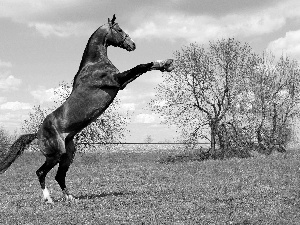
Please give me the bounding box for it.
[0,127,12,159]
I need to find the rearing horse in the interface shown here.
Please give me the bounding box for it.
[0,14,174,203]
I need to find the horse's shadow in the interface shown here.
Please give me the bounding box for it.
[77,190,137,200]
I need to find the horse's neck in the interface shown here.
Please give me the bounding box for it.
[79,30,109,69]
[74,29,113,87]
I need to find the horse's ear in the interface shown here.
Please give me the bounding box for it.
[111,14,116,24]
[108,17,111,23]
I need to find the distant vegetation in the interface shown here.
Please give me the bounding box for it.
[152,38,300,159]
[0,127,12,158]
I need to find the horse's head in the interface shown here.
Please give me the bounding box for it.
[106,14,136,51]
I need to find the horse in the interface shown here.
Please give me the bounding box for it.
[0,14,174,203]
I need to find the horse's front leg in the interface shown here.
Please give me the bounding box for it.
[151,59,174,72]
[114,59,174,90]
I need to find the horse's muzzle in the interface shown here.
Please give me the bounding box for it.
[127,42,136,51]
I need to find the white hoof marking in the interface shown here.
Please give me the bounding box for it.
[43,188,53,204]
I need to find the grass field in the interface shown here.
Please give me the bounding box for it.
[1,148,300,224]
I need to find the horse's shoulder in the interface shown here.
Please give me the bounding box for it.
[81,61,118,74]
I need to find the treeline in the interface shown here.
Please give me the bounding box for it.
[152,38,300,159]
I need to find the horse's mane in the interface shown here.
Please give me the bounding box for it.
[73,26,104,88]
[78,30,98,71]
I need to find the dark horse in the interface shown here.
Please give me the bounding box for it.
[0,15,174,203]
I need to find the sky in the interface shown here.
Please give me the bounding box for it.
[0,0,300,142]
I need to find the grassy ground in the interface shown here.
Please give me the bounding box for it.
[1,149,300,224]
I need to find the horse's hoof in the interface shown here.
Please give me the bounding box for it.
[164,59,174,65]
[161,59,174,72]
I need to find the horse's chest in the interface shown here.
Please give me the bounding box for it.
[89,91,114,112]
[79,89,116,116]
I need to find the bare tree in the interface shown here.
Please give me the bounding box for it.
[22,105,49,134]
[237,54,300,153]
[0,127,12,157]
[21,105,49,151]
[144,135,153,143]
[152,38,259,158]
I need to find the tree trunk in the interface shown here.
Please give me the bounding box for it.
[209,120,218,158]
[271,103,277,147]
[216,123,227,159]
[256,124,262,145]
[256,123,270,155]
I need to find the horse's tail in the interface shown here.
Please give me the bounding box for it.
[0,133,37,174]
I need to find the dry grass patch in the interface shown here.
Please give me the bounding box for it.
[0,150,300,224]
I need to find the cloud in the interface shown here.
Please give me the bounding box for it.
[118,89,133,101]
[0,112,19,122]
[0,60,12,68]
[30,87,56,103]
[30,85,71,103]
[0,0,279,26]
[119,88,156,102]
[0,0,95,37]
[28,21,93,38]
[0,111,31,133]
[0,0,80,22]
[119,103,136,111]
[0,97,7,103]
[134,113,159,123]
[0,74,21,91]
[0,101,31,111]
[1,0,297,40]
[267,30,300,61]
[131,11,286,43]
[153,100,167,108]
[128,0,300,43]
[0,60,21,91]
[141,71,164,84]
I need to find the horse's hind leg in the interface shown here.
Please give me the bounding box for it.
[55,140,77,202]
[36,156,60,203]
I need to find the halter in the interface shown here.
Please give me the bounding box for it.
[109,23,132,50]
